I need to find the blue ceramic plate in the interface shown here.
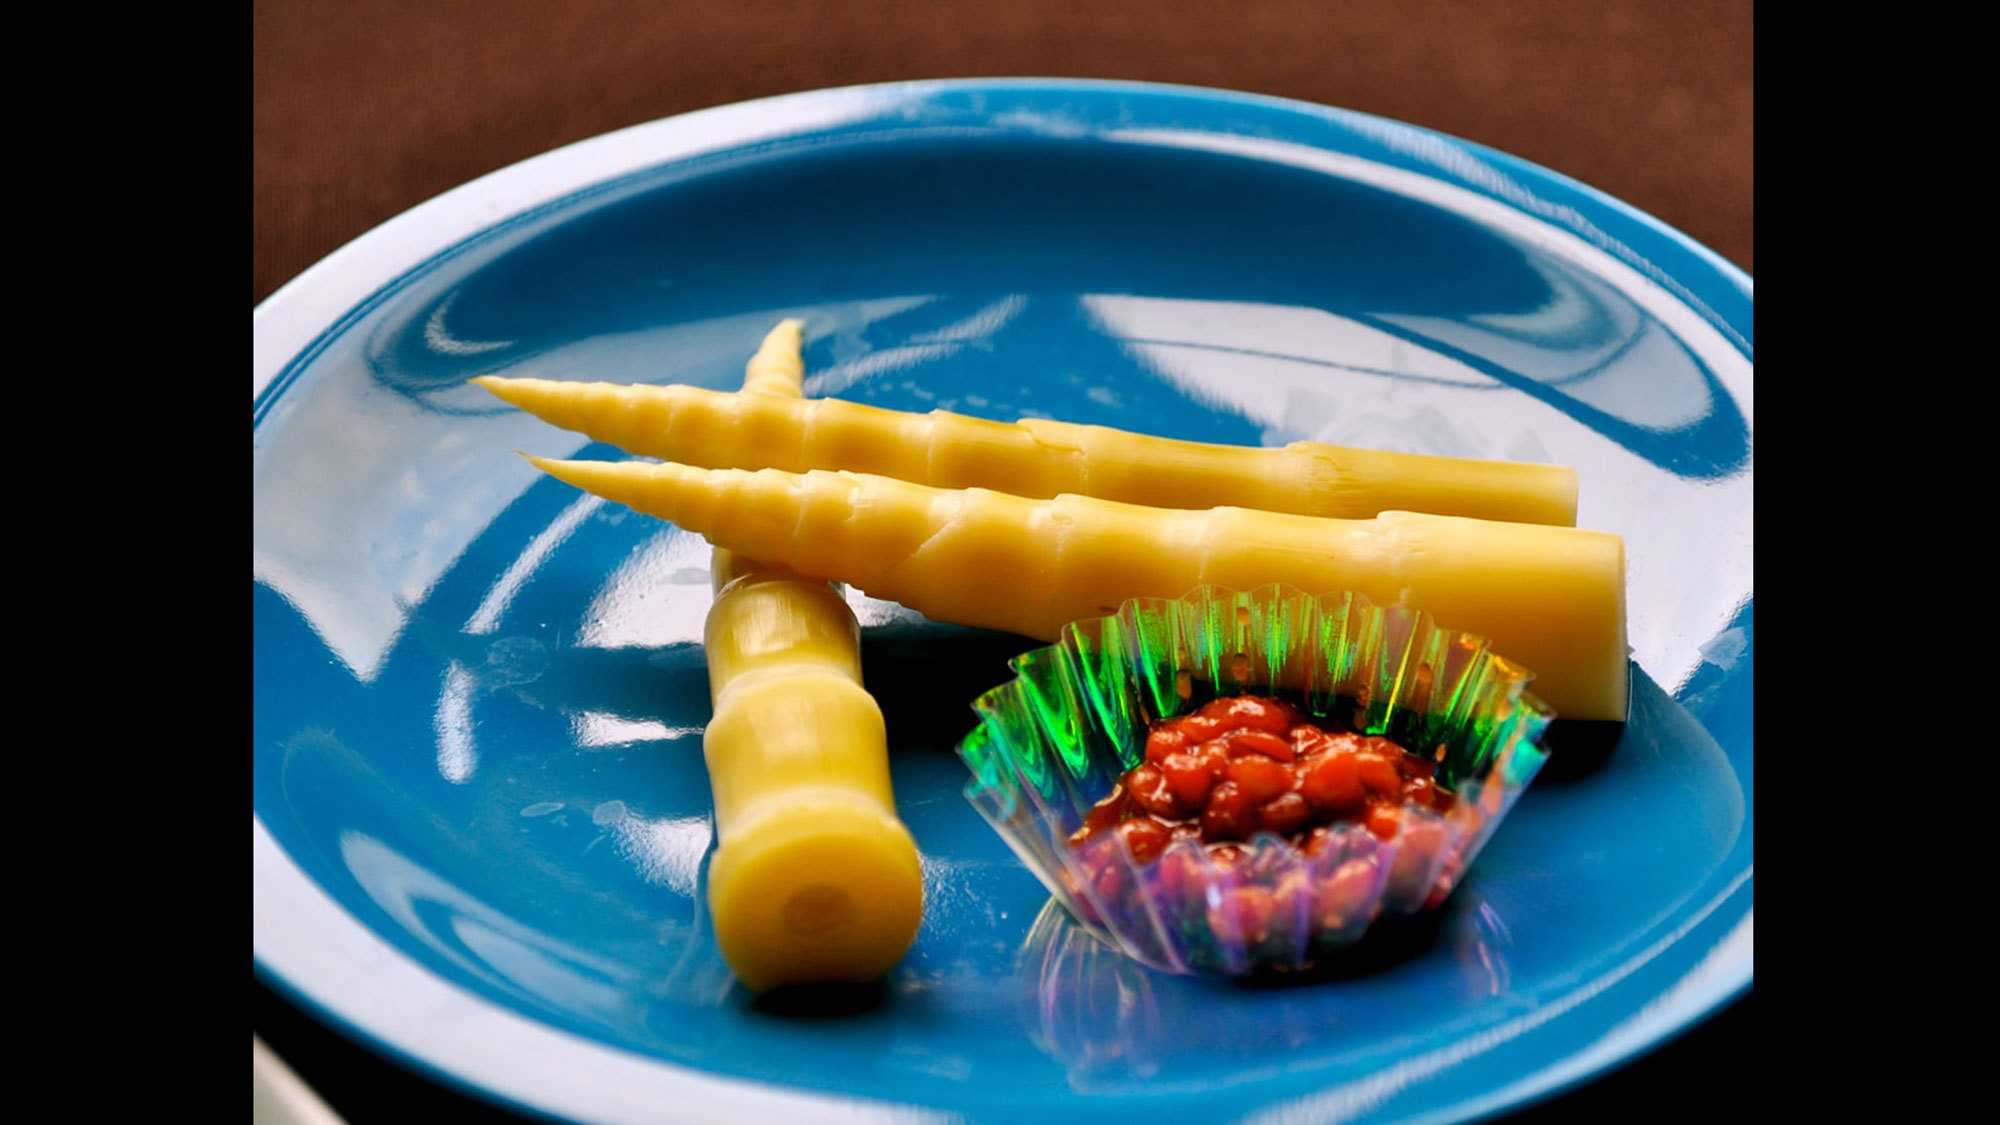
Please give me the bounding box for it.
[253,79,1751,1123]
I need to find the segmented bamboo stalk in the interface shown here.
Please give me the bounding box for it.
[526,457,1630,723]
[474,372,1577,526]
[699,320,922,992]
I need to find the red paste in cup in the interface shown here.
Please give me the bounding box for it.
[1069,695,1456,866]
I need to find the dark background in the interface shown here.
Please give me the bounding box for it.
[254,0,1750,305]
[253,1,1752,1119]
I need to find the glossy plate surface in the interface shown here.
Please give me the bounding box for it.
[253,79,1752,1124]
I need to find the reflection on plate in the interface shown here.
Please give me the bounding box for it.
[254,79,1751,1123]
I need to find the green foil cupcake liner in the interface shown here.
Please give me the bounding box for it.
[957,584,1552,977]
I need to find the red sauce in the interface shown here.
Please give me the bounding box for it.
[1069,695,1454,864]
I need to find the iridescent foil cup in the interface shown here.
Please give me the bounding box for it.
[957,584,1552,977]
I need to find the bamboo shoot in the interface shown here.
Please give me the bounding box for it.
[475,374,1577,526]
[699,320,922,991]
[527,458,1630,723]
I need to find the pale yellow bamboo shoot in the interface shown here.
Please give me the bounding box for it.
[475,374,1578,526]
[527,457,1630,723]
[698,320,922,992]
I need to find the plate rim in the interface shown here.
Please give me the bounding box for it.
[254,76,1751,397]
[253,76,1752,1123]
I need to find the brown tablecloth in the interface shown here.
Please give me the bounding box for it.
[253,0,1750,305]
